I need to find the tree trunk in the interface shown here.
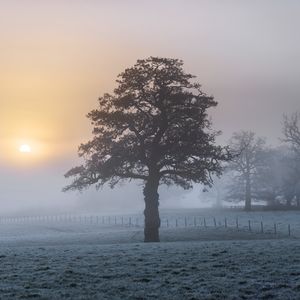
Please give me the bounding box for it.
[143,175,160,242]
[245,175,251,211]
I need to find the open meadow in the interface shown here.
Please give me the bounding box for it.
[0,209,299,299]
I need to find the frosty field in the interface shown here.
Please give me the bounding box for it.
[0,210,299,299]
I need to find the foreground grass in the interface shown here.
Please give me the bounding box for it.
[0,238,299,299]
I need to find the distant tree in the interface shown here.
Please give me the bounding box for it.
[252,148,284,207]
[280,151,300,207]
[227,131,266,211]
[283,112,300,154]
[282,112,300,207]
[251,146,300,209]
[63,57,230,242]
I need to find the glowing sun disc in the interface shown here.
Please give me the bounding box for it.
[19,144,32,153]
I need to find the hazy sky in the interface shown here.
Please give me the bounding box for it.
[1,0,300,215]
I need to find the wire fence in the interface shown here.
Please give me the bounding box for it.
[0,214,297,238]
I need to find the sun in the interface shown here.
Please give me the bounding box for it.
[19,144,32,153]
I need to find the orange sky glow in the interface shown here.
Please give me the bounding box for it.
[0,0,300,214]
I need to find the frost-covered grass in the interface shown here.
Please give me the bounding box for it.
[0,210,299,299]
[0,238,299,299]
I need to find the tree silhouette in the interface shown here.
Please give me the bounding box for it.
[282,113,300,207]
[227,131,266,211]
[64,57,230,242]
[283,112,300,155]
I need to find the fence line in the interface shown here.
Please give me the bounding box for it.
[0,214,295,237]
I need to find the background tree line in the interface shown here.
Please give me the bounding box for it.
[220,112,300,211]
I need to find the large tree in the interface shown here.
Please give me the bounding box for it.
[64,57,230,242]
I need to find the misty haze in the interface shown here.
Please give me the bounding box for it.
[1,1,300,299]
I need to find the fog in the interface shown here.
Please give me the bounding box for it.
[1,0,300,216]
[0,150,209,216]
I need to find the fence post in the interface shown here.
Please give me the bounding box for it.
[260,221,264,233]
[185,217,187,227]
[122,216,124,226]
[274,223,277,235]
[248,220,251,232]
[224,218,227,228]
[129,217,132,226]
[236,217,239,229]
[204,217,207,228]
[166,219,169,228]
[288,224,291,236]
[213,217,217,227]
[194,217,196,227]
